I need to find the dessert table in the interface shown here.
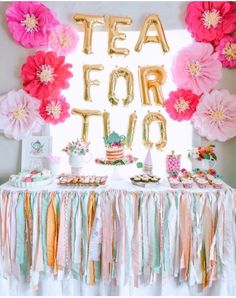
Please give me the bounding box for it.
[0,179,235,296]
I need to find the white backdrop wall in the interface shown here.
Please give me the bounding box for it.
[0,1,236,187]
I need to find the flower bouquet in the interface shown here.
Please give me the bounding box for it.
[188,144,217,170]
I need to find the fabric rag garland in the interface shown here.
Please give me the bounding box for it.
[0,89,43,140]
[6,1,59,48]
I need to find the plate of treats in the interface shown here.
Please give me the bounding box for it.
[9,169,52,188]
[58,174,108,187]
[130,174,161,187]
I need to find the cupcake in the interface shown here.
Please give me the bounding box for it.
[206,174,215,184]
[212,178,223,189]
[169,177,181,189]
[182,178,193,189]
[196,177,208,189]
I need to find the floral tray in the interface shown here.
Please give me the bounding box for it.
[95,155,137,166]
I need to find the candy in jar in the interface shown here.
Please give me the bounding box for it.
[166,150,181,173]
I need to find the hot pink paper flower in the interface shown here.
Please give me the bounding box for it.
[216,36,236,68]
[193,89,236,142]
[165,89,200,121]
[49,24,79,56]
[6,1,59,48]
[39,95,70,125]
[172,43,222,95]
[185,2,236,44]
[0,89,43,140]
[21,51,73,100]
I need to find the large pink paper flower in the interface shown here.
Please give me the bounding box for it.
[21,51,73,100]
[172,43,222,96]
[165,89,200,121]
[193,89,236,142]
[0,89,43,140]
[49,24,79,56]
[6,1,59,48]
[39,95,70,125]
[185,2,236,44]
[216,36,236,68]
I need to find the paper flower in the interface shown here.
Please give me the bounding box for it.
[185,1,236,44]
[21,51,73,100]
[0,89,43,140]
[216,36,236,68]
[193,89,236,142]
[172,43,222,95]
[49,24,79,56]
[39,95,70,125]
[6,1,59,48]
[165,89,200,121]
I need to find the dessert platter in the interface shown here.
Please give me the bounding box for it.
[57,174,108,187]
[130,174,161,187]
[9,169,53,188]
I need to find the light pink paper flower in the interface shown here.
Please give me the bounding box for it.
[49,24,79,56]
[39,95,70,125]
[193,89,236,142]
[0,89,43,140]
[6,1,59,48]
[185,2,236,45]
[216,36,236,68]
[172,42,222,95]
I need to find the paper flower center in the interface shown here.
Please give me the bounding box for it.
[201,9,222,29]
[21,14,38,32]
[188,61,202,77]
[223,42,236,61]
[174,97,190,113]
[37,65,55,84]
[59,35,70,48]
[210,109,225,123]
[46,102,62,119]
[11,107,27,120]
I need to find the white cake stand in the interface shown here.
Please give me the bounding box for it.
[95,156,137,182]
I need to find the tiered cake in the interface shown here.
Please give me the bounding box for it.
[104,131,126,162]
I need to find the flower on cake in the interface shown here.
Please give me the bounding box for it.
[39,95,70,124]
[21,51,73,100]
[172,43,222,95]
[216,36,236,68]
[165,89,200,121]
[192,89,236,142]
[6,1,59,48]
[185,1,236,44]
[49,24,79,56]
[0,89,43,140]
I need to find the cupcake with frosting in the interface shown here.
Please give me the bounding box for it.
[196,177,208,189]
[182,178,193,189]
[212,178,223,189]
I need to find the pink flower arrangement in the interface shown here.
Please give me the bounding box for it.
[6,1,59,48]
[49,24,79,56]
[39,95,70,125]
[185,1,236,44]
[193,89,236,142]
[165,89,200,121]
[0,89,43,140]
[21,51,73,100]
[216,36,236,68]
[172,42,222,95]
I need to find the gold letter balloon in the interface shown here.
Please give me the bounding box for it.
[71,109,102,142]
[102,110,137,149]
[73,14,105,54]
[83,64,104,102]
[108,16,133,56]
[143,112,167,150]
[138,65,166,106]
[108,67,134,106]
[135,14,169,54]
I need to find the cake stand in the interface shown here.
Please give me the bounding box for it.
[95,155,138,181]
